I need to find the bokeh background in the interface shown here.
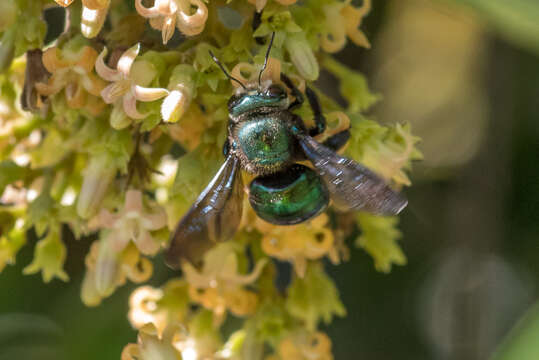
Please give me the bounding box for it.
[1,0,539,359]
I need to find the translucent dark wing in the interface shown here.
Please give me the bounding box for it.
[165,154,244,268]
[298,134,407,215]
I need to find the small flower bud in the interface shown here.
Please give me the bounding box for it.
[161,65,195,123]
[81,269,102,306]
[81,6,109,38]
[284,32,319,81]
[76,154,116,219]
[94,234,120,297]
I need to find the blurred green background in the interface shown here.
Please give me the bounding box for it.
[2,0,539,358]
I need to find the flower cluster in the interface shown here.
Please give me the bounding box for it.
[0,0,421,358]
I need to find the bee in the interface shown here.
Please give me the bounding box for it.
[165,34,407,268]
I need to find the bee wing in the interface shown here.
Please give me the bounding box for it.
[165,154,244,268]
[298,134,407,215]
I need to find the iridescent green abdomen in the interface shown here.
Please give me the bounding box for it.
[234,114,295,174]
[249,164,329,225]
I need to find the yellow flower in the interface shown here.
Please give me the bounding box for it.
[128,280,189,337]
[231,57,282,89]
[313,111,351,147]
[96,44,169,128]
[35,44,106,115]
[81,239,153,306]
[276,331,333,360]
[257,213,335,277]
[358,123,421,186]
[93,189,168,256]
[182,243,266,318]
[321,0,371,53]
[135,0,208,43]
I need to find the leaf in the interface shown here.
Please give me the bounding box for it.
[355,213,406,273]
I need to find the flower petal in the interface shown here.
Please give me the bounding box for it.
[95,48,122,82]
[124,190,144,212]
[140,209,167,231]
[42,47,69,72]
[123,92,147,119]
[54,0,75,7]
[111,231,132,254]
[98,209,122,229]
[182,262,213,288]
[74,46,100,73]
[134,229,160,256]
[34,75,64,96]
[101,81,129,104]
[176,0,208,36]
[133,85,169,102]
[149,16,164,31]
[117,43,141,77]
[65,82,87,109]
[224,258,267,286]
[81,72,107,96]
[161,15,177,44]
[135,0,161,18]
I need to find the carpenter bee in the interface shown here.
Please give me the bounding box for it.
[165,34,407,268]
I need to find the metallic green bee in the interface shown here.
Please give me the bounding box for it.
[165,34,407,268]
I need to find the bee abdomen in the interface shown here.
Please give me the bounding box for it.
[249,164,329,225]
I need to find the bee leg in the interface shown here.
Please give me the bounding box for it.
[305,87,326,137]
[323,129,351,152]
[252,10,265,45]
[281,73,304,109]
[282,74,326,136]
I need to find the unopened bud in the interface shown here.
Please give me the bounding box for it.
[76,154,116,219]
[81,5,109,38]
[94,234,120,297]
[284,32,319,81]
[161,64,195,123]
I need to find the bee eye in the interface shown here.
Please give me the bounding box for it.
[266,84,286,98]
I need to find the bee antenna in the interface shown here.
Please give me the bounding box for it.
[209,50,247,91]
[258,32,275,87]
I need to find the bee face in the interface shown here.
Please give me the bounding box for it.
[227,83,289,118]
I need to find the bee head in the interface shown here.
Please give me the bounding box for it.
[227,82,288,116]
